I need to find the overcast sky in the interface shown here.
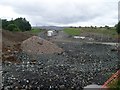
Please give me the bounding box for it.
[0,0,119,26]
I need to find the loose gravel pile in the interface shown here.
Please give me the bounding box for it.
[21,36,63,54]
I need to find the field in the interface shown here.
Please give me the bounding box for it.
[28,28,43,34]
[63,27,117,38]
[63,28,81,36]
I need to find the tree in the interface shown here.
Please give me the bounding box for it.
[7,24,20,31]
[114,24,117,28]
[2,17,31,32]
[91,26,93,29]
[0,19,1,28]
[116,21,120,34]
[14,17,31,31]
[105,25,110,29]
[2,19,8,30]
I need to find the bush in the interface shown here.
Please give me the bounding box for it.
[2,19,8,30]
[2,17,31,32]
[116,21,120,34]
[14,18,31,31]
[105,25,110,29]
[7,24,20,31]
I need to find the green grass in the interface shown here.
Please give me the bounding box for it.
[103,71,120,89]
[63,27,117,37]
[63,28,81,36]
[29,28,43,34]
[83,28,117,37]
[107,77,120,89]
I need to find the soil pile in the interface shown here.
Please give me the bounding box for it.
[2,30,33,62]
[21,36,64,54]
[2,30,33,52]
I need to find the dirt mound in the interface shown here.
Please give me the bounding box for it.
[2,30,33,62]
[2,30,33,45]
[21,36,64,54]
[2,30,33,51]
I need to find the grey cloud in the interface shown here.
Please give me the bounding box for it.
[0,0,118,26]
[13,3,101,23]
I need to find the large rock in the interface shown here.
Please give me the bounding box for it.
[21,36,63,54]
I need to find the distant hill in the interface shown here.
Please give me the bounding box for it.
[33,26,68,30]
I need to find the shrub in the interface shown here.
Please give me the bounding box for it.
[7,24,20,31]
[116,21,120,34]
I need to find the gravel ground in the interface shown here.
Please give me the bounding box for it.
[2,42,118,90]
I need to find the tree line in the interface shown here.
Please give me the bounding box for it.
[1,17,120,34]
[2,17,31,32]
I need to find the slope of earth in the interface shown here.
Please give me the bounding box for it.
[2,30,34,62]
[63,27,118,42]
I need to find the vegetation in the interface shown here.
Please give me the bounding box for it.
[7,24,20,31]
[63,27,117,37]
[2,19,8,30]
[29,28,43,34]
[2,17,31,32]
[116,21,120,34]
[103,71,120,89]
[107,77,120,89]
[105,26,110,29]
[64,28,81,35]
